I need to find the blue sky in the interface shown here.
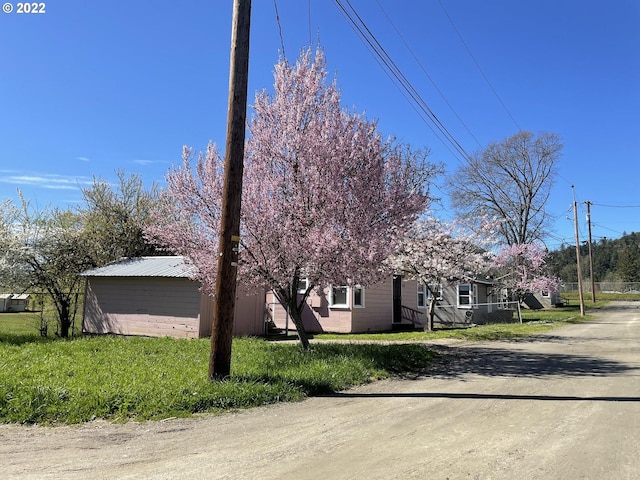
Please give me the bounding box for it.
[1,0,638,250]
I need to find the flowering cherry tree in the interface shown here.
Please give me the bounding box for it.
[492,243,561,313]
[147,48,440,349]
[389,217,496,331]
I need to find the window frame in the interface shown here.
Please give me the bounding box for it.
[457,283,477,309]
[329,285,350,309]
[352,285,365,308]
[417,283,427,309]
[297,277,309,294]
[427,283,444,301]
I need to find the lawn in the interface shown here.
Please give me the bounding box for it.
[315,303,594,342]
[0,303,595,426]
[0,334,437,425]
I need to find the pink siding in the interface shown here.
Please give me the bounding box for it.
[198,287,266,337]
[83,277,201,338]
[83,277,265,339]
[267,290,352,333]
[267,277,421,334]
[351,281,393,332]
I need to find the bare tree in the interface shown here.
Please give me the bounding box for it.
[447,131,562,245]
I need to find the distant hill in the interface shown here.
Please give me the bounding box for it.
[547,232,640,283]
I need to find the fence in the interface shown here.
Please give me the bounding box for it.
[561,282,640,294]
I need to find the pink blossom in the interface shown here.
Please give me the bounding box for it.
[146,47,440,347]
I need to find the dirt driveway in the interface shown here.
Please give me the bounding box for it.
[2,302,639,479]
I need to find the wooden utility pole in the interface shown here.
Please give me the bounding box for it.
[586,201,596,303]
[572,186,585,316]
[209,0,252,380]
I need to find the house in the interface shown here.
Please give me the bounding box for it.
[523,290,566,309]
[267,276,514,334]
[429,279,515,326]
[81,256,265,339]
[0,293,30,313]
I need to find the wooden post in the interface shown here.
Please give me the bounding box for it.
[209,0,252,381]
[586,201,596,303]
[572,186,586,316]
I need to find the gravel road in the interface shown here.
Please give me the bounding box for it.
[2,302,639,479]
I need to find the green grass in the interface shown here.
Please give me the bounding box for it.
[316,304,595,343]
[0,312,44,335]
[0,335,437,425]
[0,311,82,338]
[0,300,608,426]
[563,292,640,302]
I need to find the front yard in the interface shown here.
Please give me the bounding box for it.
[0,303,599,425]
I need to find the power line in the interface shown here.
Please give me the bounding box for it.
[308,0,313,47]
[374,0,483,149]
[333,0,472,165]
[590,203,640,208]
[273,0,286,58]
[437,0,522,132]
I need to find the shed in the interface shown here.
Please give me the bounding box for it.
[81,256,265,339]
[0,293,31,313]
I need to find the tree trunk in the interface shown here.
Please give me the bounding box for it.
[289,307,311,350]
[59,299,71,338]
[424,294,437,332]
[277,288,311,350]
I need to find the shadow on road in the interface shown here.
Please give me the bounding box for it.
[423,344,636,380]
[325,391,640,402]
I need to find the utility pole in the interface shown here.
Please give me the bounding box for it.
[572,186,585,316]
[586,201,596,303]
[209,0,252,380]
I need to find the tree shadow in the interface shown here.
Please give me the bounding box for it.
[0,333,54,346]
[425,344,635,379]
[326,392,640,402]
[320,343,640,403]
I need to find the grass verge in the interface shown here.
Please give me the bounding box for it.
[0,301,606,425]
[0,335,436,425]
[315,304,597,342]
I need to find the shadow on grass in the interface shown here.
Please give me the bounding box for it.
[0,333,55,346]
[233,342,440,396]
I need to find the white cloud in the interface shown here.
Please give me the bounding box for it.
[0,172,93,190]
[76,156,90,162]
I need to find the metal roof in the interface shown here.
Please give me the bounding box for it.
[0,293,30,299]
[80,256,196,278]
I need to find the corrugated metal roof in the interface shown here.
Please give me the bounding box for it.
[0,293,30,299]
[80,256,197,278]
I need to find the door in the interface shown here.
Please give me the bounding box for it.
[392,275,402,323]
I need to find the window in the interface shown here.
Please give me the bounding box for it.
[457,284,477,309]
[297,277,309,294]
[428,283,443,301]
[353,285,365,308]
[417,283,426,309]
[329,285,349,308]
[497,288,510,309]
[418,283,443,308]
[328,285,364,308]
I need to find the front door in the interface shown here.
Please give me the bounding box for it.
[392,275,402,323]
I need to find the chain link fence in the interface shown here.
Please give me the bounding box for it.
[561,282,640,294]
